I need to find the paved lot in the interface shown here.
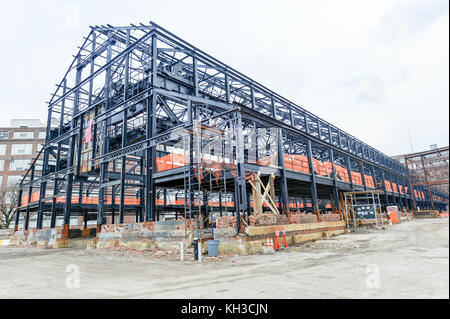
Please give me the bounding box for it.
[0,218,448,298]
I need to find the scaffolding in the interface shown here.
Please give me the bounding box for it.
[343,191,384,229]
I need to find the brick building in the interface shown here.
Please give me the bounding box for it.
[0,119,47,189]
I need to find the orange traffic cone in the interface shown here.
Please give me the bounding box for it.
[275,229,280,251]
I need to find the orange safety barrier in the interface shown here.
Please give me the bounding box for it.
[20,192,40,206]
[387,206,399,224]
[254,154,278,167]
[351,171,363,185]
[283,154,294,170]
[156,153,187,172]
[335,165,350,183]
[385,180,392,192]
[20,193,144,207]
[23,195,240,208]
[364,175,375,188]
[392,183,398,193]
[209,201,235,207]
[284,154,310,173]
[312,159,333,177]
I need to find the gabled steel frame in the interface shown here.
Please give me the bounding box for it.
[16,22,448,233]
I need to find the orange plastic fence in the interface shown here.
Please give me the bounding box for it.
[313,159,333,177]
[284,154,310,173]
[20,193,142,207]
[156,153,186,172]
[351,172,363,185]
[392,183,398,193]
[335,165,350,183]
[155,153,379,187]
[364,175,375,188]
[385,180,392,192]
[20,192,243,208]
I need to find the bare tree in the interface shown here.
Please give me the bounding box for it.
[0,185,19,229]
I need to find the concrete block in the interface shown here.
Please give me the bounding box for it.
[262,245,274,254]
[218,241,242,255]
[154,220,185,231]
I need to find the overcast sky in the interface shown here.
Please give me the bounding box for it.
[0,0,448,156]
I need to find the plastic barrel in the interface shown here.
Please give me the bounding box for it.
[207,240,220,257]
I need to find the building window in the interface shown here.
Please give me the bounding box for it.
[39,131,46,139]
[0,131,8,139]
[0,159,4,171]
[0,144,6,155]
[8,175,23,186]
[8,159,31,171]
[13,131,34,139]
[10,144,33,155]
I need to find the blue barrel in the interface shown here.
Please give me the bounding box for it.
[207,240,220,257]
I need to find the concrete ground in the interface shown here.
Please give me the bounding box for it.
[0,218,448,299]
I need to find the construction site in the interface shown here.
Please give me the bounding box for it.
[0,21,449,300]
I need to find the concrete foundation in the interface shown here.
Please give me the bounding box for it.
[7,219,347,256]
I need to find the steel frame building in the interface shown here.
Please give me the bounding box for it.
[404,146,449,211]
[15,22,449,235]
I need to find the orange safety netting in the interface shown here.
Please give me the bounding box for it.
[335,165,350,183]
[364,175,375,188]
[392,182,398,193]
[20,192,40,206]
[156,153,187,172]
[20,193,142,207]
[385,180,392,192]
[312,159,333,177]
[283,154,310,173]
[351,172,363,185]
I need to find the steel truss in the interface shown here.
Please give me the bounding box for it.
[15,22,449,234]
[404,146,449,211]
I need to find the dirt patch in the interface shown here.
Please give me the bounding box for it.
[0,218,448,298]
